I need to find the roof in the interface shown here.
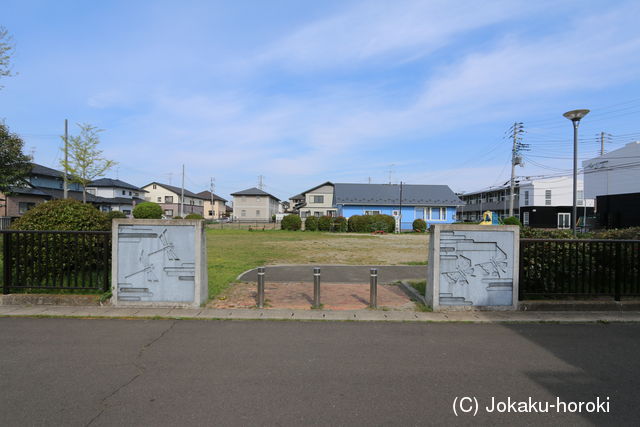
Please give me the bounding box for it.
[196,190,228,203]
[291,181,333,199]
[88,178,146,192]
[8,186,52,197]
[30,163,64,178]
[333,183,462,206]
[230,187,280,201]
[143,182,209,200]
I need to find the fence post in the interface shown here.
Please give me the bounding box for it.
[614,242,622,301]
[313,267,321,308]
[369,268,378,308]
[257,266,265,308]
[3,233,11,294]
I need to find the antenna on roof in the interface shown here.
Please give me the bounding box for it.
[258,175,265,190]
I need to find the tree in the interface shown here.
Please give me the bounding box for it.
[0,26,16,89]
[60,123,116,203]
[0,121,31,196]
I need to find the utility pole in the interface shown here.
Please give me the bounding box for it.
[258,175,264,190]
[63,119,68,199]
[508,122,528,217]
[210,177,215,219]
[398,181,403,233]
[180,164,185,217]
[599,131,611,156]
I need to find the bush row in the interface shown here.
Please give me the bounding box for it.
[282,214,396,233]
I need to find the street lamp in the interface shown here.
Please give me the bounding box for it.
[563,109,590,236]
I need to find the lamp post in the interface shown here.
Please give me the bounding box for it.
[563,109,590,236]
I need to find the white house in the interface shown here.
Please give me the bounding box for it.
[231,187,280,222]
[86,178,147,216]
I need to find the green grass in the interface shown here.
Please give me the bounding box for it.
[407,280,427,295]
[402,261,428,266]
[206,229,351,299]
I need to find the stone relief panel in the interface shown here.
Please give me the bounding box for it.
[439,230,514,306]
[117,225,196,303]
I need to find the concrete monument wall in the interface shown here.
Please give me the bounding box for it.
[426,224,519,311]
[111,219,207,307]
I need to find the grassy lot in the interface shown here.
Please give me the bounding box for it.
[206,229,429,299]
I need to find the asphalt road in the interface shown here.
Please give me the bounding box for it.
[238,265,427,283]
[1,318,639,426]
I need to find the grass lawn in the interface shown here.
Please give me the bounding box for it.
[206,229,429,299]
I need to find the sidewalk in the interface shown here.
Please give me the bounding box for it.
[2,304,640,322]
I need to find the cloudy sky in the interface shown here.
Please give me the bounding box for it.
[2,0,640,200]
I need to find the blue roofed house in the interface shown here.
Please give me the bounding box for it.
[292,182,463,231]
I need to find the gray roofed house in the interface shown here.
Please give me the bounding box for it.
[230,187,280,201]
[145,182,209,200]
[89,178,146,193]
[231,187,281,222]
[334,183,463,206]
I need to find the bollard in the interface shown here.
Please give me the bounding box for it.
[257,267,265,308]
[313,267,321,308]
[369,268,378,308]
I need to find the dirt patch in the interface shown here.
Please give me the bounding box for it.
[209,281,417,311]
[265,233,429,265]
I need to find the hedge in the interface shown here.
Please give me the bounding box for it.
[318,216,333,231]
[304,216,318,231]
[281,214,301,231]
[12,199,109,231]
[185,213,203,219]
[503,216,522,226]
[347,214,395,233]
[412,219,427,232]
[105,211,127,220]
[133,202,163,219]
[333,216,348,232]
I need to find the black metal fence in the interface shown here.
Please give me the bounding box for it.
[1,230,111,294]
[519,239,640,300]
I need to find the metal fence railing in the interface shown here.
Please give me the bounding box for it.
[519,239,640,301]
[1,230,111,294]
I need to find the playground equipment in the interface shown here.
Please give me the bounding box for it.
[479,210,500,225]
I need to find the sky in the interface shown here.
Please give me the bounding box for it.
[2,0,640,201]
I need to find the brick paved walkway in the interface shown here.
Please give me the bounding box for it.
[209,282,417,310]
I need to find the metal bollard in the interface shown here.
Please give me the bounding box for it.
[313,267,321,308]
[257,267,265,308]
[369,268,378,308]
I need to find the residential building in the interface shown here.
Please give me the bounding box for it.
[85,178,146,216]
[292,182,462,231]
[231,187,280,222]
[142,182,207,218]
[458,177,594,229]
[196,191,228,220]
[583,141,640,228]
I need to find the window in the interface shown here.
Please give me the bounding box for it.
[153,184,157,189]
[558,212,570,229]
[18,202,35,214]
[524,191,529,206]
[522,211,530,225]
[129,191,132,196]
[157,197,162,202]
[415,208,426,220]
[428,207,447,221]
[545,190,552,206]
[164,209,173,216]
[242,196,246,201]
[199,200,203,205]
[165,196,173,203]
[241,210,246,217]
[190,200,194,205]
[256,196,261,202]
[364,210,381,215]
[327,210,336,217]
[256,210,261,216]
[134,193,139,197]
[208,210,213,216]
[313,195,324,204]
[314,211,321,217]
[122,210,131,215]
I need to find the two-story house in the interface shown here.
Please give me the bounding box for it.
[231,187,280,222]
[196,190,228,220]
[142,182,207,217]
[295,182,336,218]
[85,178,147,216]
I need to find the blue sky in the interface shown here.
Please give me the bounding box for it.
[2,0,640,200]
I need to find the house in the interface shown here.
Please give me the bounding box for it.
[195,191,228,220]
[292,182,462,231]
[85,178,147,216]
[0,163,119,221]
[583,141,640,228]
[142,182,207,218]
[231,187,280,222]
[458,177,595,229]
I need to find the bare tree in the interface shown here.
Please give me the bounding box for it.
[60,123,116,203]
[0,26,16,89]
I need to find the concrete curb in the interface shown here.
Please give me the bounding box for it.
[1,305,640,323]
[398,280,426,305]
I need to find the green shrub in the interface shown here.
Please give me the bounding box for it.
[318,216,333,231]
[503,216,522,226]
[281,214,301,231]
[105,211,127,220]
[370,214,395,233]
[592,227,640,240]
[173,215,182,219]
[133,202,163,219]
[520,227,574,239]
[12,199,109,231]
[333,216,348,232]
[413,218,427,232]
[185,213,203,219]
[348,215,363,232]
[305,216,318,231]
